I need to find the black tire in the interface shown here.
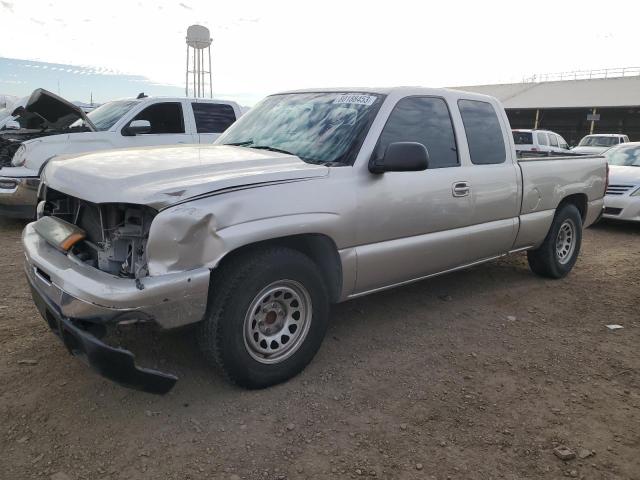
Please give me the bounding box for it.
[197,247,329,389]
[527,203,583,279]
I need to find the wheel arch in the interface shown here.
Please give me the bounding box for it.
[557,193,588,222]
[212,233,343,303]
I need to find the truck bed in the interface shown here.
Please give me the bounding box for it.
[512,153,606,250]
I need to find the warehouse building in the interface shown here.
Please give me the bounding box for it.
[454,69,640,145]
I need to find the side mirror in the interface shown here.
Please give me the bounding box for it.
[122,119,151,136]
[369,142,429,174]
[4,120,20,130]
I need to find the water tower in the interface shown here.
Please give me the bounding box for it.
[185,25,213,98]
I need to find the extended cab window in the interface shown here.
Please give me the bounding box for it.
[377,97,458,168]
[192,103,236,133]
[130,102,185,134]
[458,100,506,164]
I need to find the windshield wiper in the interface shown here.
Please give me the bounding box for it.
[249,145,298,156]
[224,142,335,166]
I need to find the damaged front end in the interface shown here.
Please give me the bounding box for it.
[41,187,156,279]
[23,187,211,393]
[0,131,72,168]
[0,88,95,167]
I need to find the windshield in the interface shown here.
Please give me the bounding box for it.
[579,136,619,147]
[604,145,640,166]
[216,92,383,164]
[512,131,533,144]
[71,99,139,131]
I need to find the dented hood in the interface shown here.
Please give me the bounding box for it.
[42,144,329,209]
[19,88,96,131]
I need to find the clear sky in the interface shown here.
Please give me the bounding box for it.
[0,0,637,105]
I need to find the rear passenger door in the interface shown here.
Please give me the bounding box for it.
[190,102,237,143]
[456,99,520,256]
[536,131,550,152]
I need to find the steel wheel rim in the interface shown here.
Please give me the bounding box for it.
[555,219,576,264]
[243,280,312,364]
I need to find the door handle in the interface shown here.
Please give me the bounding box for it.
[452,181,471,197]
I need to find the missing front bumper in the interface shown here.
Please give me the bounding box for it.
[27,270,178,394]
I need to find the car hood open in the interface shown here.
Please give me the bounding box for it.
[42,145,329,210]
[16,88,96,132]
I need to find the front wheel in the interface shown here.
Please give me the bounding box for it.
[527,203,583,279]
[198,247,329,389]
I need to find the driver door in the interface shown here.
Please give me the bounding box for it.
[119,101,197,147]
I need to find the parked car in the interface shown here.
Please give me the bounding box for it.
[23,87,606,393]
[0,89,242,218]
[602,142,640,222]
[571,134,629,155]
[512,129,570,155]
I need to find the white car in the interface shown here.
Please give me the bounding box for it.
[602,142,640,222]
[512,129,570,155]
[572,134,629,155]
[0,89,243,218]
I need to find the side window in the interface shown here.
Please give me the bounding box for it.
[458,99,506,164]
[192,103,237,134]
[549,133,559,147]
[131,102,184,134]
[537,132,549,146]
[377,97,458,168]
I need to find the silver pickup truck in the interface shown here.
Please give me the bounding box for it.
[22,87,606,393]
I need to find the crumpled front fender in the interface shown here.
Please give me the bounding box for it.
[146,204,225,276]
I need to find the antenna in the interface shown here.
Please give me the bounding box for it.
[185,25,213,98]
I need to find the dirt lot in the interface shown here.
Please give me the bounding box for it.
[1,217,638,480]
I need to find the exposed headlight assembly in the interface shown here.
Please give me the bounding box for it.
[11,144,27,167]
[630,186,640,197]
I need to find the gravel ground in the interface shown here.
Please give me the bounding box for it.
[1,217,639,480]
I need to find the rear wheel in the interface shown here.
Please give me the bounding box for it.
[527,203,582,279]
[198,247,329,389]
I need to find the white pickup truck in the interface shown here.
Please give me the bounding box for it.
[23,87,606,393]
[0,89,242,218]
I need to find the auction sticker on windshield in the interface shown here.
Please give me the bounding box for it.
[333,94,377,106]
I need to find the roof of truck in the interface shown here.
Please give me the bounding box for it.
[107,96,240,105]
[513,129,556,133]
[583,133,627,137]
[276,86,499,101]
